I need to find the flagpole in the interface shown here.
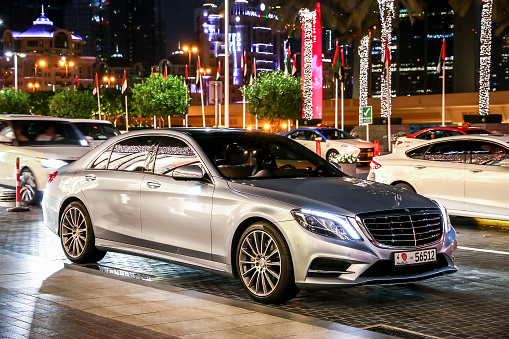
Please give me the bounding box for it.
[124,96,128,132]
[200,76,205,127]
[242,95,246,129]
[387,62,391,152]
[334,79,338,129]
[168,115,171,128]
[97,86,101,120]
[442,62,445,127]
[214,82,218,127]
[341,80,344,131]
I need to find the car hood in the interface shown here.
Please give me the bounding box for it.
[327,139,374,148]
[22,146,92,160]
[227,177,437,217]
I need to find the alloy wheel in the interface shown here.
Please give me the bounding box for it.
[327,150,339,162]
[61,206,88,259]
[20,170,37,203]
[238,230,281,297]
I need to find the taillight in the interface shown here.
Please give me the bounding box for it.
[48,171,58,183]
[370,160,381,170]
[395,141,402,146]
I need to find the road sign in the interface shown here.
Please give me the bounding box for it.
[362,106,373,124]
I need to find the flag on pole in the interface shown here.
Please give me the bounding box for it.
[436,38,445,74]
[292,54,297,75]
[196,56,201,85]
[241,51,247,85]
[164,65,167,78]
[75,75,79,89]
[340,48,345,83]
[216,60,221,81]
[383,38,391,68]
[151,67,153,75]
[121,70,127,94]
[92,73,98,95]
[250,58,256,85]
[332,40,340,78]
[285,45,291,75]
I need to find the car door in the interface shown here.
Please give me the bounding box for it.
[464,140,509,218]
[140,135,214,260]
[80,135,159,241]
[410,140,466,213]
[0,120,16,186]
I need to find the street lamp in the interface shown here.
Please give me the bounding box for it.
[34,60,46,91]
[103,76,115,88]
[182,45,198,71]
[28,82,40,92]
[59,57,74,78]
[5,51,26,90]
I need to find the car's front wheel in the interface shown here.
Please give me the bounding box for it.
[236,221,299,304]
[394,182,416,192]
[20,169,39,205]
[60,201,106,263]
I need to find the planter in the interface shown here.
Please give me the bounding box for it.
[338,163,357,177]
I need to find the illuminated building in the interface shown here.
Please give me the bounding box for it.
[0,8,96,92]
[195,0,284,102]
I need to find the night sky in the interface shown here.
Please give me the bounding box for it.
[163,0,195,55]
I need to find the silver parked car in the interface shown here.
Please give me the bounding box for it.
[42,129,457,303]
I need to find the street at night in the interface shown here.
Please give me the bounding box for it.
[1,187,508,338]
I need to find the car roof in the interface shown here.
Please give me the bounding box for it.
[68,119,114,124]
[284,127,344,135]
[111,128,269,138]
[0,114,69,121]
[405,134,509,151]
[408,126,492,137]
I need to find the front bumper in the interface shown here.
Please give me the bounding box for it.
[279,220,457,290]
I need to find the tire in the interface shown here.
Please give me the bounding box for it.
[236,221,299,304]
[20,169,40,205]
[326,149,339,163]
[394,182,416,192]
[60,201,106,263]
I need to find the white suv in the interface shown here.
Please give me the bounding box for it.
[0,115,91,204]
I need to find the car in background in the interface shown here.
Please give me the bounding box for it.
[369,135,509,221]
[394,125,493,151]
[284,127,375,162]
[0,115,91,204]
[42,129,456,304]
[68,119,121,148]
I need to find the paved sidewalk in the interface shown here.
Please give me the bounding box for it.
[0,249,394,338]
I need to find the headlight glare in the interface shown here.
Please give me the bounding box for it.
[38,158,68,169]
[431,200,452,233]
[291,209,362,241]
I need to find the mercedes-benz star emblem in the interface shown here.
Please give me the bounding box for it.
[394,193,402,206]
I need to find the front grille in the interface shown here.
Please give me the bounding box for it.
[358,148,374,161]
[359,208,443,248]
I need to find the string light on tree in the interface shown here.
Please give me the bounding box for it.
[479,0,493,116]
[358,35,370,125]
[377,0,394,118]
[299,8,315,120]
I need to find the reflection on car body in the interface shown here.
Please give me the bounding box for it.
[43,129,457,304]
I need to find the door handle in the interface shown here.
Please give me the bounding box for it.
[147,181,161,189]
[85,174,96,182]
[414,165,426,170]
[469,169,483,173]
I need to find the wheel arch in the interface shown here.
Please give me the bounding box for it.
[391,180,416,191]
[230,216,287,279]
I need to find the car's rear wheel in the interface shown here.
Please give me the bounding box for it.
[326,149,339,162]
[60,201,106,263]
[236,221,299,304]
[394,182,415,192]
[20,169,40,205]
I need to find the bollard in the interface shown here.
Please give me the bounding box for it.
[315,137,322,157]
[7,157,30,212]
[374,140,380,156]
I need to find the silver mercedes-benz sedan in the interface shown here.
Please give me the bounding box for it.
[42,129,457,303]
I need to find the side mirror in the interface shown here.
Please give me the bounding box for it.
[501,159,509,168]
[172,164,207,181]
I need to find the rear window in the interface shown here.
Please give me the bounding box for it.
[73,122,120,140]
[463,129,493,135]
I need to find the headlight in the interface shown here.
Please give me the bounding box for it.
[291,209,362,241]
[431,200,452,233]
[38,158,68,169]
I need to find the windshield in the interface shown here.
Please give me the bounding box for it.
[11,120,87,146]
[73,122,121,140]
[193,132,345,179]
[320,129,356,140]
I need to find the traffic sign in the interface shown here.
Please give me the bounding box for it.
[361,106,373,124]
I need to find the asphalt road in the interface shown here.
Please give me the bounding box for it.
[1,187,508,339]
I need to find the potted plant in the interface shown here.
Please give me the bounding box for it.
[330,154,359,176]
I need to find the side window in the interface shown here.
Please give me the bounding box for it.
[447,130,464,137]
[107,136,159,172]
[153,136,200,176]
[89,145,113,169]
[406,145,430,159]
[0,121,14,143]
[468,141,509,165]
[423,141,466,163]
[306,131,319,141]
[414,132,429,140]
